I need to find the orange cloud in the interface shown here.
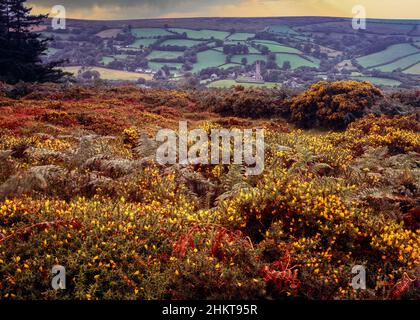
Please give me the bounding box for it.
[29,0,420,20]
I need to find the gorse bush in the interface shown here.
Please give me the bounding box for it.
[289,80,383,129]
[346,114,420,155]
[200,87,285,118]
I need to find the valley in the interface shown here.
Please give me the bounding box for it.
[41,17,420,88]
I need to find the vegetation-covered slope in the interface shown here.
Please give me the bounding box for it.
[0,82,418,300]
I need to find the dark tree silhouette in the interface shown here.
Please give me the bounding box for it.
[0,0,66,84]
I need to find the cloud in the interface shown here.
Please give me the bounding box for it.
[27,0,420,19]
[28,0,242,19]
[31,0,198,8]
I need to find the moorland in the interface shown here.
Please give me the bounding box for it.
[0,80,418,299]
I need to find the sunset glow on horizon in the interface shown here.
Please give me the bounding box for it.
[28,0,420,20]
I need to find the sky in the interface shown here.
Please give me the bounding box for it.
[28,0,420,20]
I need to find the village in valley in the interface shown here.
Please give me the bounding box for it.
[41,17,420,89]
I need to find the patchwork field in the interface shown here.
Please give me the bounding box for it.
[252,40,302,54]
[371,53,420,72]
[100,56,115,65]
[101,54,131,65]
[357,43,419,68]
[169,28,230,40]
[131,28,172,38]
[160,39,206,47]
[192,49,227,72]
[267,25,300,35]
[38,17,420,88]
[61,66,153,81]
[218,63,242,70]
[275,53,320,69]
[243,46,262,54]
[226,32,255,41]
[231,54,266,65]
[403,63,420,74]
[130,38,158,48]
[147,50,184,60]
[350,76,401,87]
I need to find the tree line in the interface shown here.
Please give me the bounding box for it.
[0,0,64,84]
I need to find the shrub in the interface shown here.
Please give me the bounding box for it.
[289,80,383,129]
[123,127,139,146]
[347,115,420,155]
[201,88,283,118]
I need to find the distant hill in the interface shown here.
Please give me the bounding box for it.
[40,16,420,88]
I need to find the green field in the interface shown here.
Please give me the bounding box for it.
[227,32,255,41]
[350,76,401,87]
[131,28,172,38]
[247,46,262,54]
[192,50,227,72]
[403,63,420,74]
[61,66,153,81]
[160,39,206,47]
[231,54,266,64]
[169,28,230,40]
[147,50,184,60]
[101,54,130,65]
[252,40,302,54]
[148,62,183,71]
[207,79,278,88]
[372,53,420,72]
[130,38,158,48]
[267,25,300,35]
[357,43,419,68]
[275,53,319,69]
[100,56,115,65]
[114,54,129,59]
[218,63,242,70]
